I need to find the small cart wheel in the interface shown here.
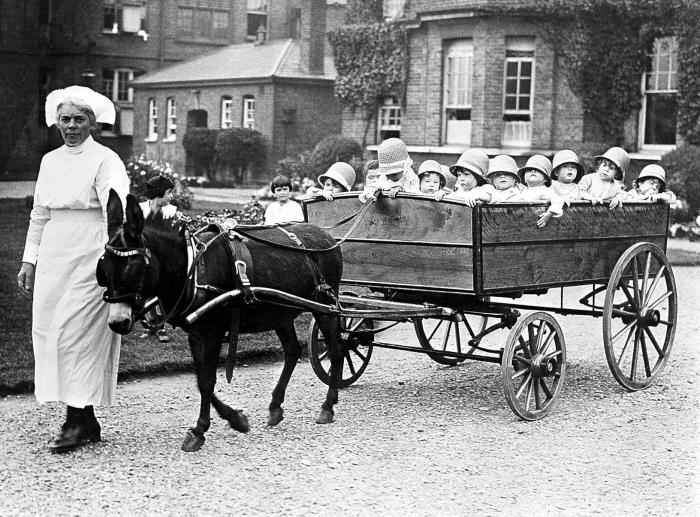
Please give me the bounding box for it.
[502,311,567,421]
[308,315,373,388]
[414,311,488,365]
[603,243,677,391]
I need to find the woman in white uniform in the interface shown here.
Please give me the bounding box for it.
[16,86,130,453]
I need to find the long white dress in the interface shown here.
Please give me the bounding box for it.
[22,136,130,407]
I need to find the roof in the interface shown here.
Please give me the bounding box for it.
[132,39,336,87]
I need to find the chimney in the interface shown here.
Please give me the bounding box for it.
[300,0,326,75]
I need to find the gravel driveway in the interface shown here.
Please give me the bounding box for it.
[1,268,698,516]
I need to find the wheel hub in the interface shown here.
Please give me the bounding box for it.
[638,308,661,327]
[531,353,557,378]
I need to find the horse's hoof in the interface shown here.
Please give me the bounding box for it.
[267,407,284,427]
[315,408,334,425]
[229,411,250,434]
[181,429,205,452]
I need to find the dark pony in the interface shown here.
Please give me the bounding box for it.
[99,191,344,452]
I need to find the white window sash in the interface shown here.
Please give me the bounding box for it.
[243,98,255,128]
[503,57,533,115]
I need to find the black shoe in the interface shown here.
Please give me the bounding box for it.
[48,406,101,453]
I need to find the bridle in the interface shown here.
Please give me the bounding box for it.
[98,229,152,316]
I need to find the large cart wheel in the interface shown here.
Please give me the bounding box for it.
[414,311,488,365]
[502,311,567,421]
[603,243,677,391]
[308,316,373,388]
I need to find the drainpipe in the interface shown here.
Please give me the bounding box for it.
[550,47,558,151]
[158,0,165,67]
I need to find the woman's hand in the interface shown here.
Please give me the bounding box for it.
[17,262,35,297]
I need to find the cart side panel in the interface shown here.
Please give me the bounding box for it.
[304,194,475,292]
[479,203,669,292]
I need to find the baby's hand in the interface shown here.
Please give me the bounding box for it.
[358,186,380,204]
[387,186,403,199]
[463,194,480,208]
[590,196,604,205]
[433,190,447,201]
[320,190,334,201]
[609,194,623,210]
[537,211,553,228]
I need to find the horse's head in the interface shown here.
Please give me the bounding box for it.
[97,189,158,334]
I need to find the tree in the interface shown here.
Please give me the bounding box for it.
[215,128,267,185]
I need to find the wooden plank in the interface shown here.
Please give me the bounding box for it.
[305,193,474,244]
[340,241,474,291]
[480,237,667,291]
[480,203,668,244]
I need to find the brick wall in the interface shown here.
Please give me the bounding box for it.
[342,12,586,154]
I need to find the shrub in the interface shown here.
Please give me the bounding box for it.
[182,129,218,179]
[306,135,363,180]
[660,145,700,218]
[215,128,267,185]
[125,154,193,210]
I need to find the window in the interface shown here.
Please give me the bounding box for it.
[147,98,158,140]
[378,96,401,140]
[242,96,255,129]
[221,96,233,128]
[102,68,135,102]
[166,97,177,140]
[103,0,146,34]
[247,0,267,40]
[502,37,535,147]
[177,1,231,40]
[443,40,473,145]
[640,36,678,148]
[383,0,406,20]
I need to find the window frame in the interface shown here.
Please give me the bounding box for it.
[147,98,158,141]
[242,95,255,129]
[377,96,401,141]
[103,0,146,34]
[177,1,231,41]
[502,53,534,118]
[102,68,135,103]
[221,96,233,129]
[165,96,177,141]
[246,0,268,40]
[443,39,473,145]
[638,36,679,151]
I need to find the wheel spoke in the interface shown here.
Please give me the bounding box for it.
[642,326,665,358]
[644,265,666,306]
[526,381,535,410]
[463,317,476,338]
[454,318,462,355]
[544,349,562,361]
[515,354,532,365]
[518,336,532,358]
[640,331,652,378]
[620,283,639,312]
[528,323,537,355]
[347,318,366,332]
[539,378,553,400]
[512,367,529,380]
[535,321,546,352]
[533,379,541,410]
[344,350,357,375]
[630,327,641,382]
[427,320,444,342]
[516,374,532,399]
[646,290,672,311]
[641,251,652,304]
[616,325,636,364]
[611,319,637,344]
[440,320,453,352]
[538,328,556,354]
[351,347,367,362]
[631,257,642,305]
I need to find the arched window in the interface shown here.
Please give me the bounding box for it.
[242,95,255,129]
[221,96,233,128]
[147,98,158,140]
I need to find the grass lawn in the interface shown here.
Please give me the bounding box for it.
[0,198,310,396]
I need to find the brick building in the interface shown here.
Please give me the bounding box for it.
[130,0,345,181]
[0,0,346,180]
[343,0,680,167]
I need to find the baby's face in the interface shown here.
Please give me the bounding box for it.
[455,170,478,191]
[365,170,380,188]
[273,185,291,202]
[555,164,578,184]
[323,178,344,193]
[384,171,404,184]
[596,158,618,182]
[523,169,546,187]
[491,172,517,190]
[638,178,662,195]
[419,172,442,194]
[156,188,174,206]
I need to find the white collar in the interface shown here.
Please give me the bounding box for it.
[65,135,94,155]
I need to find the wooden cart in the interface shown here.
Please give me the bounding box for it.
[302,192,677,420]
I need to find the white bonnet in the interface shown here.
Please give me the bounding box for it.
[45,86,116,127]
